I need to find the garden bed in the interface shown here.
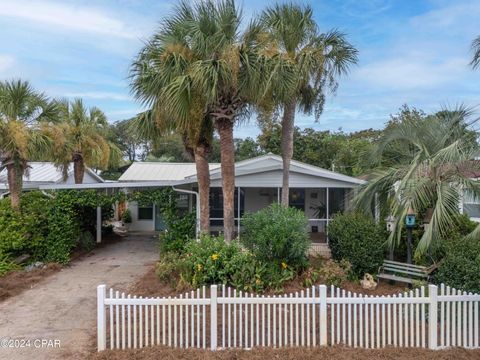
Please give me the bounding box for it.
[92,345,480,360]
[129,262,406,299]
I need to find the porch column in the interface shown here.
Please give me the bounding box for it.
[326,188,329,243]
[96,206,102,243]
[237,187,241,237]
[277,187,280,203]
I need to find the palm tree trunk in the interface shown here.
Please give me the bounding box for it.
[6,162,23,211]
[216,119,235,242]
[280,99,296,207]
[194,144,211,235]
[73,154,85,184]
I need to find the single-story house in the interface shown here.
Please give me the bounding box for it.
[118,154,365,254]
[0,162,104,197]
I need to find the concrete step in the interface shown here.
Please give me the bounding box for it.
[309,243,331,258]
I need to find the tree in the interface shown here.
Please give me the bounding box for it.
[132,0,274,241]
[471,36,480,69]
[0,80,58,210]
[130,110,214,235]
[51,99,120,184]
[354,106,480,255]
[109,119,151,162]
[260,3,358,206]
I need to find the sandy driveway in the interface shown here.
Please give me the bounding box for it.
[0,233,158,360]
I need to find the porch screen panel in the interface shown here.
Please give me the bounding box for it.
[328,188,346,218]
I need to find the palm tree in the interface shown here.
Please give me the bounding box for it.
[260,3,358,206]
[131,109,214,235]
[51,99,120,184]
[0,80,58,210]
[471,36,480,69]
[354,107,480,256]
[131,0,272,241]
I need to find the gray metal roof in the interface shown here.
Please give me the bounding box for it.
[0,162,104,187]
[119,162,220,181]
[118,155,364,187]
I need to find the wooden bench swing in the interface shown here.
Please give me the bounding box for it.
[377,260,438,285]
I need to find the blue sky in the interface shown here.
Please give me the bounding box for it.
[0,0,479,138]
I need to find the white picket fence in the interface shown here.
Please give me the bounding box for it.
[97,283,480,351]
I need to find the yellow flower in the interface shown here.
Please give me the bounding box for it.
[255,278,262,285]
[281,262,288,269]
[196,264,203,271]
[211,253,219,261]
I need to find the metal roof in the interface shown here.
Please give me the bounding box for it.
[118,155,364,187]
[0,162,104,189]
[119,162,220,182]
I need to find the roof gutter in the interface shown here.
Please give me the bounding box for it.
[171,185,200,239]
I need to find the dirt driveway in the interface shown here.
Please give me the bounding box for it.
[0,233,158,360]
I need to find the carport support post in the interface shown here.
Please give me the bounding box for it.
[96,206,102,243]
[97,284,106,351]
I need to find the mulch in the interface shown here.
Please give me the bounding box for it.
[91,345,480,360]
[0,262,61,301]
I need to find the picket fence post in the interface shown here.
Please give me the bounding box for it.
[97,284,106,351]
[428,284,438,350]
[319,285,328,346]
[210,285,218,350]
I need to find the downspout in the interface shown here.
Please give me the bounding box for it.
[171,185,200,239]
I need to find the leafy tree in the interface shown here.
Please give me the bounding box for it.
[109,118,151,162]
[0,80,58,210]
[260,3,358,206]
[235,137,263,161]
[132,0,274,241]
[354,106,480,255]
[49,99,121,183]
[471,36,480,69]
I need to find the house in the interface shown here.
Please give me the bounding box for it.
[0,162,104,197]
[119,154,365,254]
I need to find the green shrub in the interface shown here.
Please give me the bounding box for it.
[78,231,95,252]
[173,235,295,293]
[0,254,19,276]
[241,204,309,268]
[435,236,480,293]
[328,212,386,278]
[0,199,28,256]
[121,209,132,223]
[160,212,196,253]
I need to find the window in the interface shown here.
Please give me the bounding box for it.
[138,205,153,220]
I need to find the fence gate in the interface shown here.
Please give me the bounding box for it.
[97,284,480,351]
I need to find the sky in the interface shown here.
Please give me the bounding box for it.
[0,0,479,138]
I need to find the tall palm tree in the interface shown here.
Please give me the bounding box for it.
[260,3,358,206]
[131,109,214,235]
[51,99,120,184]
[131,0,273,241]
[354,107,480,256]
[0,80,58,210]
[471,36,480,69]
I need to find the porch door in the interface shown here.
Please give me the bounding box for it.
[154,204,166,231]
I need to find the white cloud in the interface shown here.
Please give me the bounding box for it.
[0,55,15,74]
[0,0,140,39]
[354,56,467,90]
[62,91,132,101]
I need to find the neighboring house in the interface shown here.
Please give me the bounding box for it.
[0,162,104,197]
[119,154,365,252]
